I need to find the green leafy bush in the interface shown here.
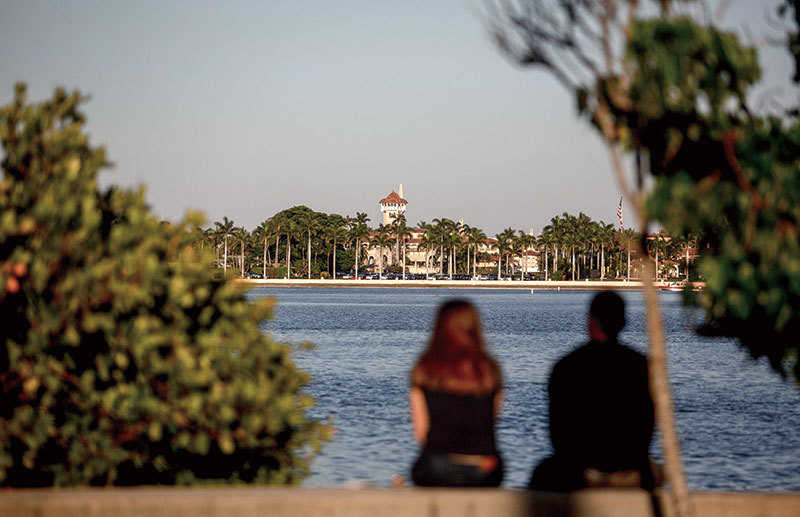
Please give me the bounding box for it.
[0,84,329,486]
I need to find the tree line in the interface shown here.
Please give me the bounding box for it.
[194,208,701,282]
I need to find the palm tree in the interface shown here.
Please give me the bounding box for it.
[519,231,537,280]
[349,213,370,278]
[269,216,282,267]
[543,214,564,276]
[467,227,487,278]
[417,221,432,277]
[392,216,413,280]
[579,213,594,278]
[559,213,578,281]
[284,218,299,279]
[498,227,516,277]
[682,232,701,281]
[328,219,349,278]
[231,226,248,277]
[372,225,393,279]
[443,230,461,279]
[299,211,320,279]
[538,230,554,281]
[214,216,235,275]
[597,222,615,280]
[617,228,638,281]
[432,218,454,275]
[649,232,670,282]
[418,229,436,280]
[255,220,270,278]
[493,231,512,280]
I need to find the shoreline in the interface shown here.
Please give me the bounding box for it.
[236,278,650,290]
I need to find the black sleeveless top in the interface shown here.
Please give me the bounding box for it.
[421,389,498,456]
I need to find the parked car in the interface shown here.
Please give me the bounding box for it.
[248,272,263,279]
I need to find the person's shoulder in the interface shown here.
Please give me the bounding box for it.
[612,341,648,362]
[551,341,594,373]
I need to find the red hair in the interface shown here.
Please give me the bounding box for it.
[411,300,501,394]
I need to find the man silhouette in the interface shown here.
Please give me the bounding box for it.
[529,291,657,491]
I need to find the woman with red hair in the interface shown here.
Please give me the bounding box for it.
[410,300,504,486]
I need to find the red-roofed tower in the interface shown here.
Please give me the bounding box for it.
[380,184,407,226]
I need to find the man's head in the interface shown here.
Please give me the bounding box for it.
[588,291,626,342]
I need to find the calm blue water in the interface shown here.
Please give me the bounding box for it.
[250,287,800,491]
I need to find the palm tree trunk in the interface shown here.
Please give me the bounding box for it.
[655,246,659,282]
[571,246,575,281]
[263,239,267,278]
[355,239,359,278]
[685,244,689,281]
[425,249,430,279]
[223,236,228,274]
[554,246,558,272]
[601,243,605,280]
[286,237,291,279]
[627,244,631,281]
[473,245,477,278]
[545,247,549,281]
[402,237,407,280]
[307,232,312,279]
[523,249,527,280]
[449,247,453,279]
[333,238,338,279]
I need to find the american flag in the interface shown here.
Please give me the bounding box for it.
[617,197,623,230]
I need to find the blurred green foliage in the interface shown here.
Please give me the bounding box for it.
[491,0,800,382]
[0,84,329,486]
[624,16,800,381]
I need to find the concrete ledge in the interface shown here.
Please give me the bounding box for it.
[2,487,799,517]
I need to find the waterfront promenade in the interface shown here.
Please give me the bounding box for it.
[238,278,649,290]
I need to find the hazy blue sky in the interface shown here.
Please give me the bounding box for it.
[0,1,794,235]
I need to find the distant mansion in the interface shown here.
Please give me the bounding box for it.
[363,185,539,275]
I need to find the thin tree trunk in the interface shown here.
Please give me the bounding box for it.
[450,247,454,279]
[685,244,689,281]
[402,237,407,280]
[545,247,549,281]
[286,237,291,279]
[601,243,605,280]
[627,244,631,281]
[426,249,430,279]
[355,239,359,278]
[571,246,575,281]
[473,245,477,278]
[655,246,659,282]
[263,239,267,278]
[603,135,692,517]
[223,236,228,274]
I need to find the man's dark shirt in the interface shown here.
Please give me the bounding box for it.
[548,339,654,473]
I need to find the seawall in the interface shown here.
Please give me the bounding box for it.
[2,487,799,517]
[237,279,648,290]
